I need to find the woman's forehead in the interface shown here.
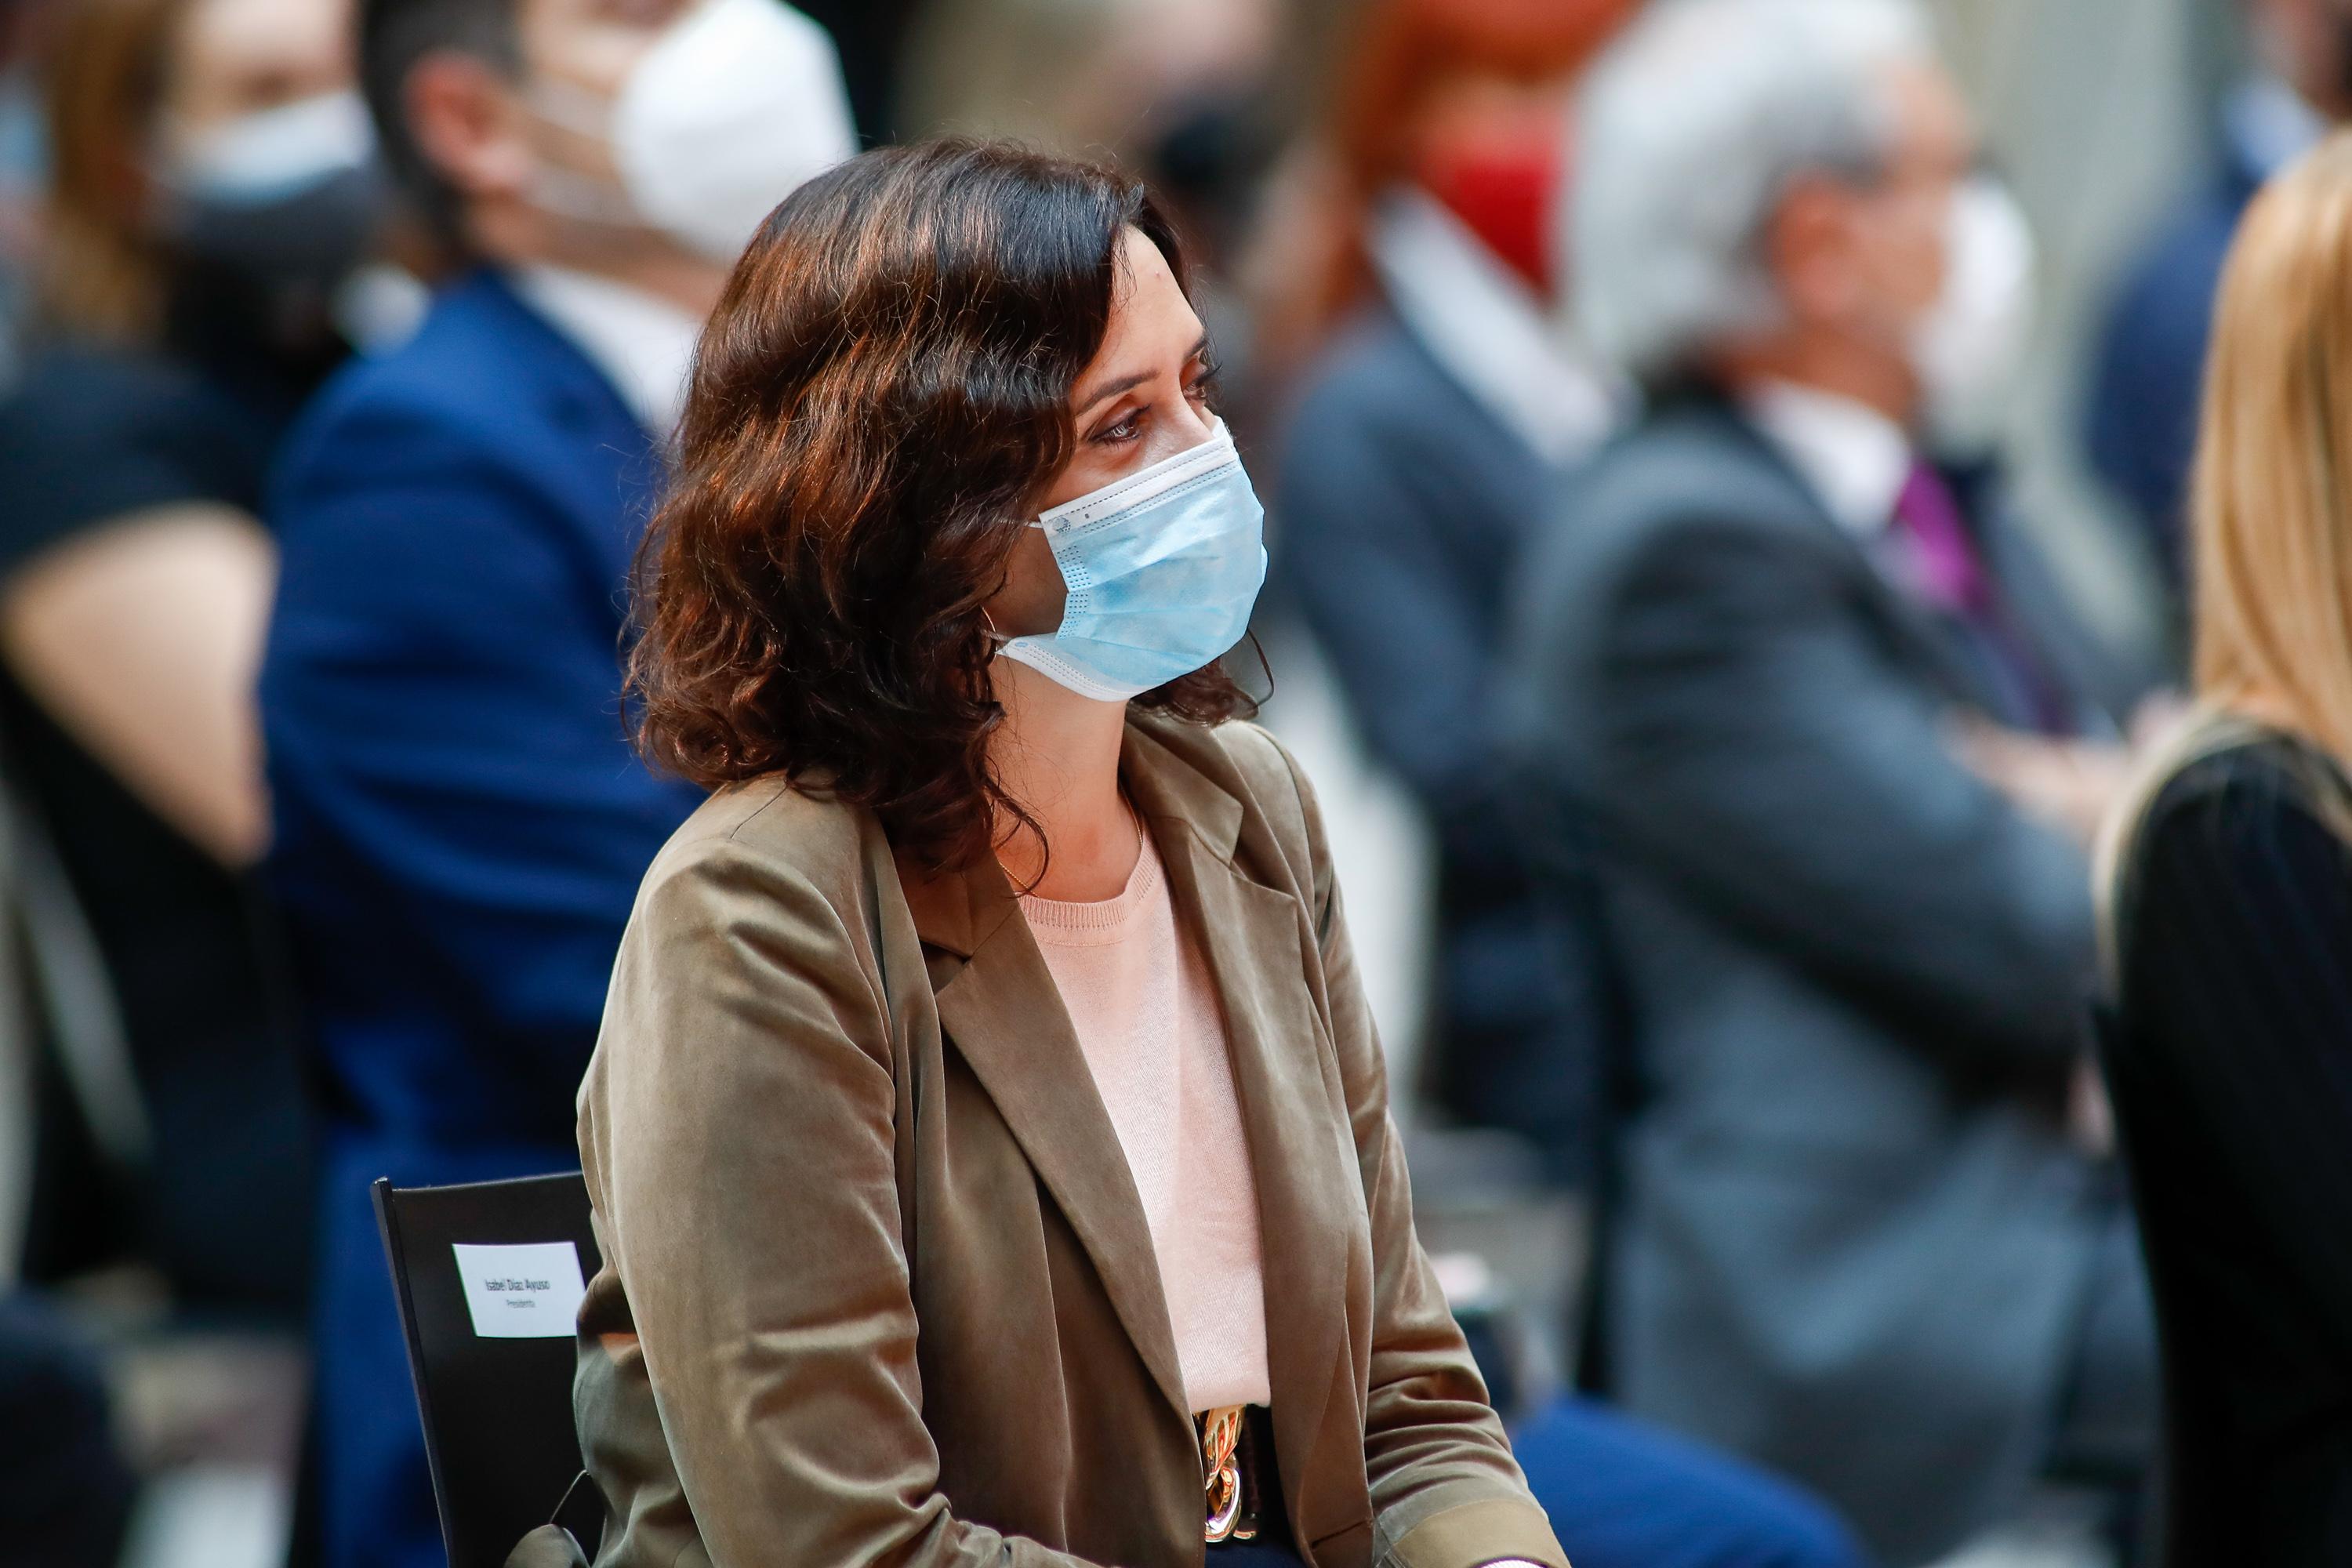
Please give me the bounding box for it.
[181,0,352,74]
[1089,233,1201,374]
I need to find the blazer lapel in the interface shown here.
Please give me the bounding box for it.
[905,851,1192,1427]
[1965,485,2120,735]
[1716,404,2007,710]
[900,722,1365,1515]
[1124,729,1362,1526]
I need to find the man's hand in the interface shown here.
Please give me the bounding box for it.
[1947,720,2134,850]
[2069,1054,2116,1157]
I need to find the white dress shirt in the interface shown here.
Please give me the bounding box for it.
[2227,73,2327,181]
[1740,378,1912,539]
[1367,186,1622,467]
[510,265,704,438]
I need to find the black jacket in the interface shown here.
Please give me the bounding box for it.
[2105,730,2352,1566]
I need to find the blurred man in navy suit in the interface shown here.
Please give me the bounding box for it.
[2088,0,2350,604]
[260,2,853,1563]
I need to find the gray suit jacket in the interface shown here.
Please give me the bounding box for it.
[1507,395,2118,1563]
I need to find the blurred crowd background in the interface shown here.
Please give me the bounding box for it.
[0,0,2316,1564]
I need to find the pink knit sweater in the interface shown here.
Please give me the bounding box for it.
[1018,830,1272,1414]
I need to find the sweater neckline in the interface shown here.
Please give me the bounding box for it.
[1017,829,1165,944]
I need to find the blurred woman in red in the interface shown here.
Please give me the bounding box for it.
[1264,0,1621,1187]
[1257,4,1870,1565]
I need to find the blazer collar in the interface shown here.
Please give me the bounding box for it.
[903,717,1359,1490]
[444,268,660,448]
[507,264,699,437]
[1738,377,1911,540]
[1679,395,2009,713]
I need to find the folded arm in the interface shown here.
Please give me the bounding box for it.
[1563,516,2094,1068]
[2,504,274,864]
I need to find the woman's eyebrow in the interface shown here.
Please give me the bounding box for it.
[1074,368,1152,415]
[1073,333,1213,413]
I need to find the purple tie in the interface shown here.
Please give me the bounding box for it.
[1890,459,2074,733]
[1892,462,1987,614]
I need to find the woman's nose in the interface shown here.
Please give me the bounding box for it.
[1160,397,1218,459]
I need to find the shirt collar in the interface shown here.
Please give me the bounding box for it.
[2225,73,2328,181]
[1740,378,1913,537]
[509,264,702,437]
[1366,186,1621,466]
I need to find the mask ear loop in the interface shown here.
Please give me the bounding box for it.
[979,514,1051,649]
[519,80,655,234]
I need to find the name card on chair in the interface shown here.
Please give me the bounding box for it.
[451,1241,588,1338]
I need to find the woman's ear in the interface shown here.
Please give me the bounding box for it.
[982,527,1069,641]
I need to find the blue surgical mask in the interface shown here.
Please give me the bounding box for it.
[1000,422,1268,702]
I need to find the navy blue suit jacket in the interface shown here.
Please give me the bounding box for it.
[260,270,702,1567]
[1274,303,1613,1181]
[2086,145,2263,600]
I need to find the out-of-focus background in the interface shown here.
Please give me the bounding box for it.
[0,0,2296,1564]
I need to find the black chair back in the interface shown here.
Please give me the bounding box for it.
[372,1173,603,1568]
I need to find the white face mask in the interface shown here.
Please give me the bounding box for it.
[532,0,856,266]
[1907,176,2036,450]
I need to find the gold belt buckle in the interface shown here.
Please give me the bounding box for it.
[1199,1405,1250,1543]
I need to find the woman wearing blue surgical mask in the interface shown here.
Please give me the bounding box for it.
[0,0,387,1315]
[567,140,1568,1568]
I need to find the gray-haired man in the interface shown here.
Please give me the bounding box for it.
[1509,1,2156,1559]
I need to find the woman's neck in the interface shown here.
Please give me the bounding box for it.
[989,659,1139,900]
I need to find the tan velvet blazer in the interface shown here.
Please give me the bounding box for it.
[572,713,1569,1568]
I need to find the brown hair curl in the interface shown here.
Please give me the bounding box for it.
[630,139,1254,872]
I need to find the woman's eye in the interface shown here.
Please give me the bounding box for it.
[1093,410,1144,445]
[1185,361,1222,407]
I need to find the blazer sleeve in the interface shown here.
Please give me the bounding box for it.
[1269,742,1570,1568]
[583,836,1109,1568]
[1554,514,2093,1070]
[1276,389,1505,844]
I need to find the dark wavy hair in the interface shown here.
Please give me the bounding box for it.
[629,139,1255,872]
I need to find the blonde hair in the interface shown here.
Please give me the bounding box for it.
[2191,129,2352,754]
[2095,130,2352,972]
